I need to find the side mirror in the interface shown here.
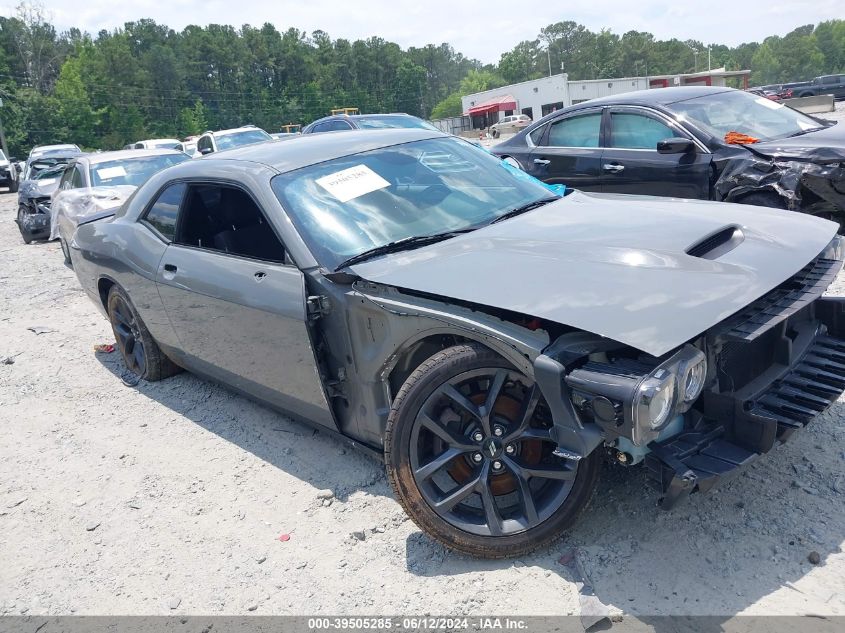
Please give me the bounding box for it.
[657,137,695,154]
[199,147,213,155]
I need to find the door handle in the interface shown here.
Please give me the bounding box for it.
[163,263,177,272]
[603,163,625,173]
[254,271,267,282]
[533,158,551,165]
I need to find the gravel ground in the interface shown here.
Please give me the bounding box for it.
[1,185,845,620]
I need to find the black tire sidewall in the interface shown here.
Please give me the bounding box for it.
[385,343,600,558]
[106,284,167,382]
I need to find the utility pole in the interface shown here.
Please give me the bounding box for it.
[708,46,711,71]
[0,98,10,161]
[546,47,552,77]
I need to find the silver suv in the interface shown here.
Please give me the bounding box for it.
[490,114,532,138]
[196,126,272,155]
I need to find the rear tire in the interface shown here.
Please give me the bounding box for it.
[9,179,19,193]
[385,343,600,558]
[106,285,181,382]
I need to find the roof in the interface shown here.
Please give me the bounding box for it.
[75,148,185,166]
[573,85,735,108]
[198,128,447,173]
[206,126,264,136]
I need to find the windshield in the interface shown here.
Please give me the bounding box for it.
[356,116,439,131]
[215,129,272,151]
[29,158,71,179]
[149,140,179,149]
[34,165,65,181]
[89,154,189,187]
[671,90,824,142]
[271,137,555,269]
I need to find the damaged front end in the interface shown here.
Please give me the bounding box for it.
[715,145,845,219]
[538,236,845,509]
[16,199,53,241]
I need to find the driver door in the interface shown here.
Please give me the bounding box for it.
[600,107,712,199]
[151,181,335,429]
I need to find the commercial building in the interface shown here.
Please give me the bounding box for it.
[457,68,751,130]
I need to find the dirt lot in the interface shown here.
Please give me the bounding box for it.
[1,187,845,621]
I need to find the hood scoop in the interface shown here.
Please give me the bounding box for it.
[686,225,744,260]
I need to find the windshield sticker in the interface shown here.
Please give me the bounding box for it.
[37,178,57,185]
[754,97,782,110]
[316,165,389,202]
[96,166,127,180]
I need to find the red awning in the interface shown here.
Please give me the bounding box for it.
[466,94,517,116]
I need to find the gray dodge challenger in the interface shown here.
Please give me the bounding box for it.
[70,129,845,557]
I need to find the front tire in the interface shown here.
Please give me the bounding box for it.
[106,285,180,382]
[385,343,600,558]
[17,205,33,244]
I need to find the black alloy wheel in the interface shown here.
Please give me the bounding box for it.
[386,344,600,558]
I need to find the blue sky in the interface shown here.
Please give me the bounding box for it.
[26,0,845,64]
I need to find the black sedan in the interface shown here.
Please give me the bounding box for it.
[492,86,845,221]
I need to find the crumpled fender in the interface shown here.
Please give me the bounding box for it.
[715,146,845,213]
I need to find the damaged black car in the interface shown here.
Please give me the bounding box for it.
[492,86,845,223]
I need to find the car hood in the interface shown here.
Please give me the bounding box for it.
[19,177,61,199]
[750,123,845,162]
[350,191,838,357]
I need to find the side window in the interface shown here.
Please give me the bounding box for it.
[546,113,602,148]
[610,113,676,150]
[822,76,837,85]
[142,182,186,241]
[310,122,330,134]
[528,125,547,145]
[176,184,285,263]
[325,119,353,131]
[59,166,74,189]
[71,165,85,188]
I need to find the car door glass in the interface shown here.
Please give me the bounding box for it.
[71,165,85,188]
[528,125,547,145]
[610,113,677,150]
[142,182,186,241]
[546,113,602,147]
[176,184,286,263]
[325,120,353,131]
[198,136,212,153]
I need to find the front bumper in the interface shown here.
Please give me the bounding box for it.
[646,295,845,509]
[15,201,52,240]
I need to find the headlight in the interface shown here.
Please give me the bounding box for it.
[682,355,707,402]
[635,369,676,430]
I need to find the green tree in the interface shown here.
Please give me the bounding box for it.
[430,92,462,119]
[53,55,99,147]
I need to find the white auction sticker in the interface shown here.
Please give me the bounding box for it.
[316,164,389,202]
[37,178,56,185]
[96,166,127,180]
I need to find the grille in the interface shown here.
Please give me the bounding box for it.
[749,335,845,432]
[719,255,842,342]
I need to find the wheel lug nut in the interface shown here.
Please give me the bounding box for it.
[505,444,515,455]
[472,431,483,442]
[472,452,483,463]
[492,460,503,472]
[493,426,504,437]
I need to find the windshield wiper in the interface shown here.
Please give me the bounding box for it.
[335,229,475,271]
[490,197,558,225]
[786,126,829,138]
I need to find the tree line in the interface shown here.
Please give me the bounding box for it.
[0,2,843,155]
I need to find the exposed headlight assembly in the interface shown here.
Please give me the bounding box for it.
[565,344,707,447]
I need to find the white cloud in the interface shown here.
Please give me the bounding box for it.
[20,0,845,64]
